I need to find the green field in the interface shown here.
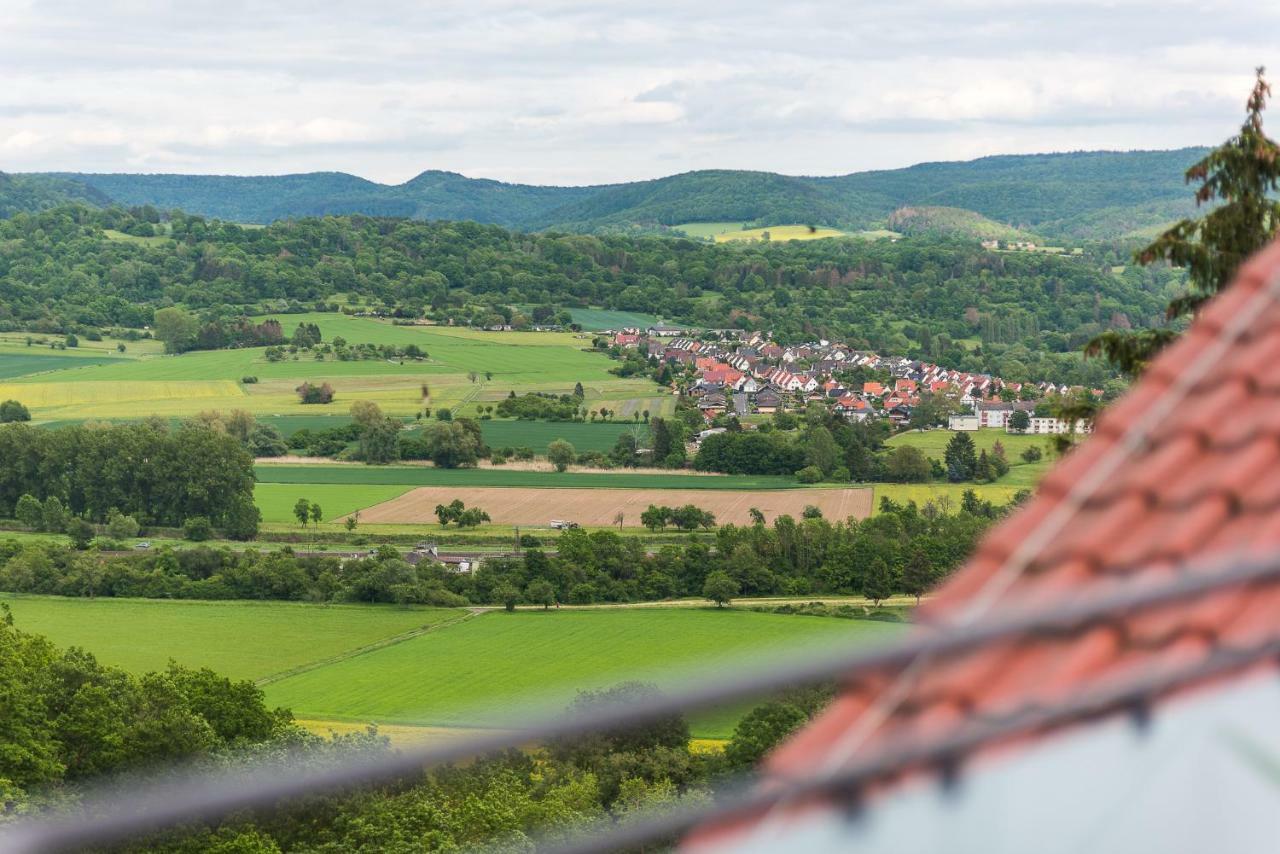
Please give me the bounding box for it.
[475,420,649,453]
[565,308,661,331]
[255,483,417,523]
[0,351,124,379]
[877,427,1054,507]
[255,463,799,490]
[263,608,902,736]
[672,222,747,239]
[0,595,460,680]
[0,596,900,738]
[716,225,849,243]
[1,313,666,421]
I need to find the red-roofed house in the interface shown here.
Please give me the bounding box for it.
[613,332,639,347]
[862,381,884,396]
[690,239,1280,853]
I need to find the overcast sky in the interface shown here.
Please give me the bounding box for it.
[2,0,1277,186]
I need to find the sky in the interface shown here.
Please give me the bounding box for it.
[2,0,1278,186]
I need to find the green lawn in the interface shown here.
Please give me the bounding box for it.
[263,608,902,737]
[255,463,799,490]
[255,483,417,523]
[0,595,461,681]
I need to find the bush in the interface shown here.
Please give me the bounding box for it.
[241,376,259,384]
[0,399,31,423]
[547,439,576,472]
[183,516,213,541]
[1021,446,1043,463]
[795,465,823,483]
[106,509,141,540]
[14,493,43,529]
[296,382,335,404]
[65,517,94,550]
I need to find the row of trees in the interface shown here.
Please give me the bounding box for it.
[0,495,1017,606]
[0,422,259,537]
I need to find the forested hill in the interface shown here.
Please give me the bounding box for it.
[16,147,1208,239]
[0,172,109,218]
[35,170,601,228]
[0,205,1183,385]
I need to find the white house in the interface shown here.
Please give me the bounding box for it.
[948,414,980,431]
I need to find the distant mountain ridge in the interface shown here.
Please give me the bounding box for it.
[13,147,1208,239]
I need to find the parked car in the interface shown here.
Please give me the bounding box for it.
[549,520,580,530]
[134,541,151,550]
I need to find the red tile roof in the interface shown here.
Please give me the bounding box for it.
[692,239,1280,845]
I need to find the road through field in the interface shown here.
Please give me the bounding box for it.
[352,485,873,525]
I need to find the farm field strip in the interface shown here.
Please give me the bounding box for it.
[255,463,800,490]
[263,609,903,738]
[353,485,874,526]
[564,308,662,331]
[0,351,128,379]
[0,379,242,408]
[0,595,461,682]
[255,483,418,523]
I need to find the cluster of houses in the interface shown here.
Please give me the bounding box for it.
[611,326,1093,434]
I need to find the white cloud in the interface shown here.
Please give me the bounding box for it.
[0,0,1276,183]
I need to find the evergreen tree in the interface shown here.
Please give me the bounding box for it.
[1089,69,1280,376]
[944,432,977,482]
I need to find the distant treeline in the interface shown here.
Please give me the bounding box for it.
[0,205,1183,384]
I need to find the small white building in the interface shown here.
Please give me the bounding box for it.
[948,414,980,431]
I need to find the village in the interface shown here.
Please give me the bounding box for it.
[609,324,1094,435]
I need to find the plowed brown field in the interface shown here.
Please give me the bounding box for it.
[351,486,873,526]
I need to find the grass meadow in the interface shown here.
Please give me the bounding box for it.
[877,427,1055,509]
[715,225,848,243]
[0,595,459,681]
[564,308,661,331]
[0,596,901,738]
[263,608,903,737]
[255,483,417,523]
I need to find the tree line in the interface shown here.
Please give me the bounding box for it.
[0,496,1017,607]
[0,421,259,538]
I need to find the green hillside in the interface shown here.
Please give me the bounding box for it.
[18,147,1208,240]
[886,206,1039,241]
[0,172,109,218]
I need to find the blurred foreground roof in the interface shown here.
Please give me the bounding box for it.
[693,238,1280,852]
